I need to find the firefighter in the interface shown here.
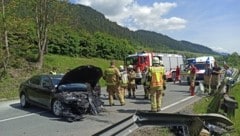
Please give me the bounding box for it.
[103,60,124,106]
[127,65,136,98]
[211,61,221,91]
[189,63,197,96]
[223,63,233,94]
[204,63,212,94]
[142,66,150,99]
[147,57,166,112]
[119,65,128,103]
[174,65,181,84]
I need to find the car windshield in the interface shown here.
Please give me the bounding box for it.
[126,56,138,65]
[195,63,205,70]
[50,74,64,86]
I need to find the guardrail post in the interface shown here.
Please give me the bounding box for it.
[221,95,238,118]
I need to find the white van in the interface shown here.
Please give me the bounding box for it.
[195,56,215,81]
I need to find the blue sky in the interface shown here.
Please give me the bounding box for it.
[70,0,240,54]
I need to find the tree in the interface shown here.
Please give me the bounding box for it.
[35,0,49,69]
[0,0,10,78]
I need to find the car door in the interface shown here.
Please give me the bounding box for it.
[36,76,54,107]
[27,75,42,103]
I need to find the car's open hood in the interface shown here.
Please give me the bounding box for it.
[58,65,103,87]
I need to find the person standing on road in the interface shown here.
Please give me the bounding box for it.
[189,63,197,96]
[103,60,124,106]
[147,57,166,112]
[211,61,222,91]
[174,65,181,84]
[127,65,136,98]
[223,64,233,94]
[142,66,150,99]
[204,63,212,94]
[119,65,128,104]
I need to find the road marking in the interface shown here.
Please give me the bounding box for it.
[0,95,193,123]
[0,111,46,123]
[161,96,194,111]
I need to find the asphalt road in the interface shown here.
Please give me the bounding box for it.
[0,82,203,136]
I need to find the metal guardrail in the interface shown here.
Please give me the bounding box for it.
[208,68,239,117]
[221,95,238,118]
[93,111,233,136]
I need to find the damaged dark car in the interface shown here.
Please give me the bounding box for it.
[19,65,103,121]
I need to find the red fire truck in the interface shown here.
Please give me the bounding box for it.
[125,52,184,84]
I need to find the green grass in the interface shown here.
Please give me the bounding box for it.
[193,96,213,113]
[229,83,240,135]
[0,54,123,100]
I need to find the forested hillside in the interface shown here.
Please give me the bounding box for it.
[0,0,218,73]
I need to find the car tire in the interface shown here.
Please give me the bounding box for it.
[20,93,29,108]
[52,99,63,116]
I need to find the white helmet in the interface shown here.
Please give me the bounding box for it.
[152,57,160,64]
[119,65,124,71]
[128,65,133,69]
[159,60,163,65]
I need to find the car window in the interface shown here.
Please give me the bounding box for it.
[50,74,64,86]
[41,76,52,87]
[29,76,41,85]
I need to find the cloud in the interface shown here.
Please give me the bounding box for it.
[73,0,187,32]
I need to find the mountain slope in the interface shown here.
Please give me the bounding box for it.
[67,4,216,54]
[5,1,217,62]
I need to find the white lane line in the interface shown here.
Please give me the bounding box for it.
[0,111,46,123]
[0,95,193,123]
[161,96,194,111]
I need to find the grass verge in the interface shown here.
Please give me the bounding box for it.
[0,54,123,100]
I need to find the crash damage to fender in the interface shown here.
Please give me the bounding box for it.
[93,111,234,136]
[54,65,104,121]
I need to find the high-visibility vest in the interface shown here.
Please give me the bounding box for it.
[149,66,165,87]
[104,67,118,85]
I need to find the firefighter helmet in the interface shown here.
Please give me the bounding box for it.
[152,57,160,64]
[128,65,133,69]
[119,65,124,71]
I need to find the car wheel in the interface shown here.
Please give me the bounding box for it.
[52,100,63,116]
[20,93,29,108]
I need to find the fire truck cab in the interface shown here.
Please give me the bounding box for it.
[125,52,153,84]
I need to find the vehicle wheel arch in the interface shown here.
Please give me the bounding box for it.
[51,98,63,116]
[20,91,30,108]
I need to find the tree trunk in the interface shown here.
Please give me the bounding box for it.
[35,0,49,69]
[0,0,10,77]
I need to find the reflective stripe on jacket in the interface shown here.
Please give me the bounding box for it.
[149,66,165,87]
